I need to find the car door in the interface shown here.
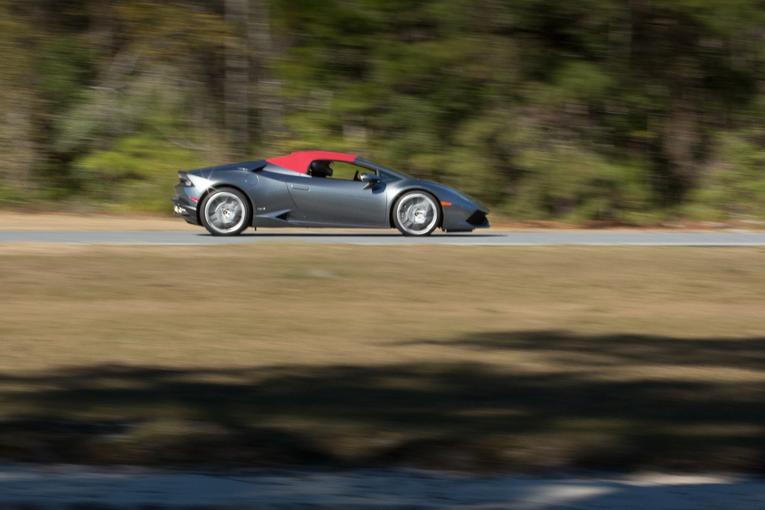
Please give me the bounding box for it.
[287,163,387,227]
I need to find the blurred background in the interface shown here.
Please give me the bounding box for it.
[2,0,765,222]
[2,4,765,506]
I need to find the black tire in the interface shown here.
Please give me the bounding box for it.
[200,187,252,236]
[392,191,441,236]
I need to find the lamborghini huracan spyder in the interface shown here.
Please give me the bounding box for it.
[172,151,490,236]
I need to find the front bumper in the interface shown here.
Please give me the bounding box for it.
[466,210,490,228]
[442,205,490,232]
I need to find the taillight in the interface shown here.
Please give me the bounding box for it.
[178,172,194,187]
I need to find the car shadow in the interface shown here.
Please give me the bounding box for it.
[196,232,502,238]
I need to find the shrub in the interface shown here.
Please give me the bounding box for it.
[73,135,208,213]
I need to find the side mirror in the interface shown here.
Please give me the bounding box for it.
[359,173,381,186]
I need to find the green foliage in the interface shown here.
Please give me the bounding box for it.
[2,0,765,222]
[540,62,614,107]
[74,135,208,212]
[686,132,765,220]
[0,183,25,206]
[38,37,92,113]
[508,144,651,222]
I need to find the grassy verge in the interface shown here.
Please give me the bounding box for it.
[0,246,763,472]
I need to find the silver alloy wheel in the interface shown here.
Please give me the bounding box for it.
[396,192,438,235]
[204,191,246,234]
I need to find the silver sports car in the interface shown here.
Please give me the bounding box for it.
[172,150,490,236]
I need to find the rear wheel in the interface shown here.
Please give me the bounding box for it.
[393,191,441,236]
[200,188,251,236]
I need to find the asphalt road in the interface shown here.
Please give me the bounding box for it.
[1,229,765,246]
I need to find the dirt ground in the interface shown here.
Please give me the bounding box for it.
[0,245,763,472]
[0,211,194,231]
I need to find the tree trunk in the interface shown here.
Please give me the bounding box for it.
[250,0,284,145]
[225,0,250,159]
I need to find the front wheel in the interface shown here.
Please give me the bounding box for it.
[200,188,252,236]
[393,191,441,236]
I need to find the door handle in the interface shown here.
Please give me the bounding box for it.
[290,184,310,191]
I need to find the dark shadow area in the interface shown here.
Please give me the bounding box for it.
[391,330,765,370]
[0,473,762,509]
[0,331,762,472]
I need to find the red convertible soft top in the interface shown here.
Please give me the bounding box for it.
[267,151,357,174]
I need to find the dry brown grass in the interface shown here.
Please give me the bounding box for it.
[0,211,193,231]
[0,245,763,471]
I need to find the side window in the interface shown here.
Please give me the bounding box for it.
[329,162,377,181]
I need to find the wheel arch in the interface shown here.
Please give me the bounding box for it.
[197,184,254,226]
[388,188,443,228]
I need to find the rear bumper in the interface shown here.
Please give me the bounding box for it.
[173,180,204,225]
[172,196,200,225]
